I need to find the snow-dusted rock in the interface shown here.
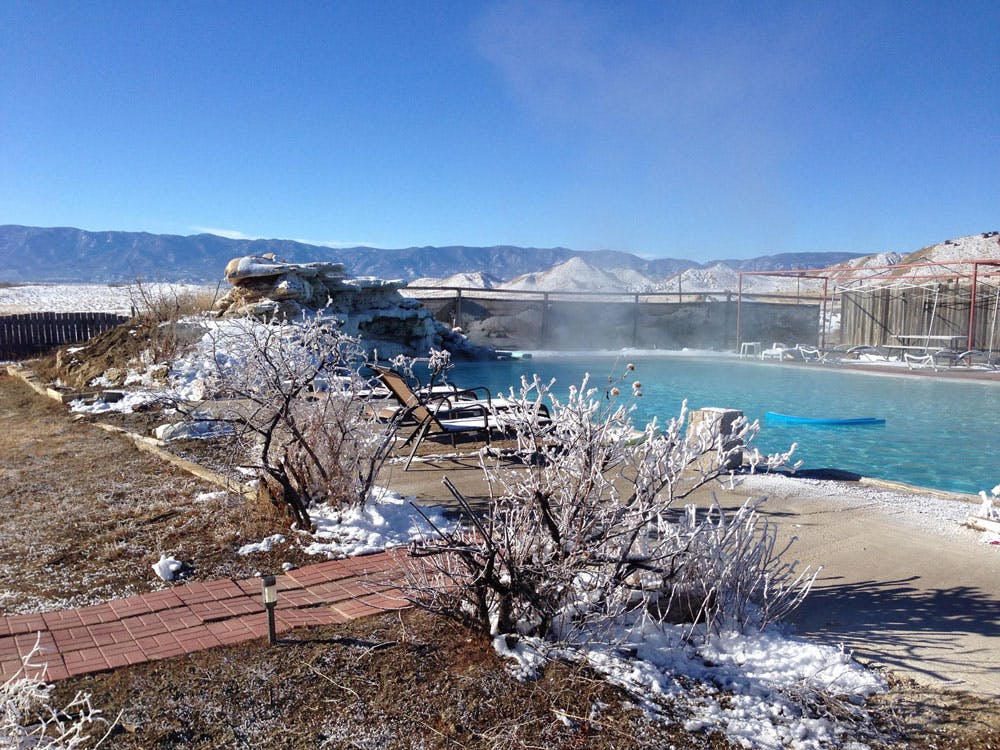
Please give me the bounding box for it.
[270,273,313,302]
[224,255,345,283]
[213,255,494,359]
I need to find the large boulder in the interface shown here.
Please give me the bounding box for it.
[214,255,494,360]
[224,255,345,284]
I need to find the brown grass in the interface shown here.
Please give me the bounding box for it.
[127,283,220,326]
[52,609,739,750]
[0,372,312,613]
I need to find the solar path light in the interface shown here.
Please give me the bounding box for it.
[261,574,277,645]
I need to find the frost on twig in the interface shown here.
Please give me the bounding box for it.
[188,311,399,530]
[404,367,811,644]
[1,637,114,749]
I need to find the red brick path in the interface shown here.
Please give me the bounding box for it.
[0,550,408,683]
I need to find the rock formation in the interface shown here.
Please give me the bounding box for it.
[214,254,493,359]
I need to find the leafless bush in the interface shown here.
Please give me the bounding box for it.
[1,639,114,749]
[127,280,220,363]
[405,368,812,644]
[664,498,818,635]
[195,312,398,530]
[127,280,219,325]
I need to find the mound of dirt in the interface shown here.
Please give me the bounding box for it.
[36,318,205,390]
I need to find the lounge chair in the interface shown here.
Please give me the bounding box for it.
[795,345,821,361]
[370,364,507,423]
[762,343,817,361]
[948,350,999,370]
[371,365,550,469]
[761,342,789,360]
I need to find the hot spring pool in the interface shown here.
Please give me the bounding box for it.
[447,354,1000,496]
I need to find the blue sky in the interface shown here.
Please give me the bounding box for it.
[1,1,997,260]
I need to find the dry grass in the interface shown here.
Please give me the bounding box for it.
[127,283,220,326]
[0,372,315,613]
[50,609,737,750]
[41,609,1000,750]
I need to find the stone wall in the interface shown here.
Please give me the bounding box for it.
[410,292,819,351]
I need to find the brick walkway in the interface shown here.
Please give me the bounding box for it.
[0,550,408,683]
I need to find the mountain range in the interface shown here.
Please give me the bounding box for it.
[0,225,866,284]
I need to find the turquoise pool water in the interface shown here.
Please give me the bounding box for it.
[448,355,999,496]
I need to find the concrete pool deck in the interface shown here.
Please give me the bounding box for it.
[754,356,1000,383]
[382,453,1000,698]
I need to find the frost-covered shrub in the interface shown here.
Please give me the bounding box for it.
[192,312,397,530]
[1,641,111,749]
[406,368,811,644]
[978,483,1000,519]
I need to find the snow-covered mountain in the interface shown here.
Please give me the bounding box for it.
[501,257,636,292]
[0,225,864,284]
[824,232,999,285]
[901,231,1000,265]
[408,271,502,289]
[2,224,996,294]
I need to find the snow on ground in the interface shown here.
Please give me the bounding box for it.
[70,389,164,414]
[69,316,284,413]
[739,472,989,542]
[151,555,184,582]
[231,488,458,589]
[297,487,456,558]
[0,283,219,314]
[500,596,885,750]
[237,534,286,556]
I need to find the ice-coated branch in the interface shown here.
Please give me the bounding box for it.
[404,363,809,646]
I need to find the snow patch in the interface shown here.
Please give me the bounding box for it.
[151,555,183,582]
[237,534,286,556]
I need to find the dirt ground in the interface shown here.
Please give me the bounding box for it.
[4,367,1000,748]
[0,372,318,613]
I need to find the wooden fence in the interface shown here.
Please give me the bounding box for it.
[840,282,1000,351]
[0,312,129,361]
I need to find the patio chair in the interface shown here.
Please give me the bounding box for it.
[949,349,999,370]
[370,364,506,423]
[794,345,821,361]
[761,342,789,360]
[371,365,550,469]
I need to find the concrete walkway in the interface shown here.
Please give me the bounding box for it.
[0,551,407,683]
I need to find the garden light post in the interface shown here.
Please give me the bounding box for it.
[261,574,277,645]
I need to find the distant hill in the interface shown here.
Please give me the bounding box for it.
[0,225,866,284]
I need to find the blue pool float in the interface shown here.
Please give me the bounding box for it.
[765,412,886,426]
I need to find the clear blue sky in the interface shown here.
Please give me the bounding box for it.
[1,1,997,260]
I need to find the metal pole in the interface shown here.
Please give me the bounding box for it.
[735,273,743,350]
[967,262,979,352]
[266,603,276,645]
[820,278,829,351]
[632,293,639,347]
[539,293,549,348]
